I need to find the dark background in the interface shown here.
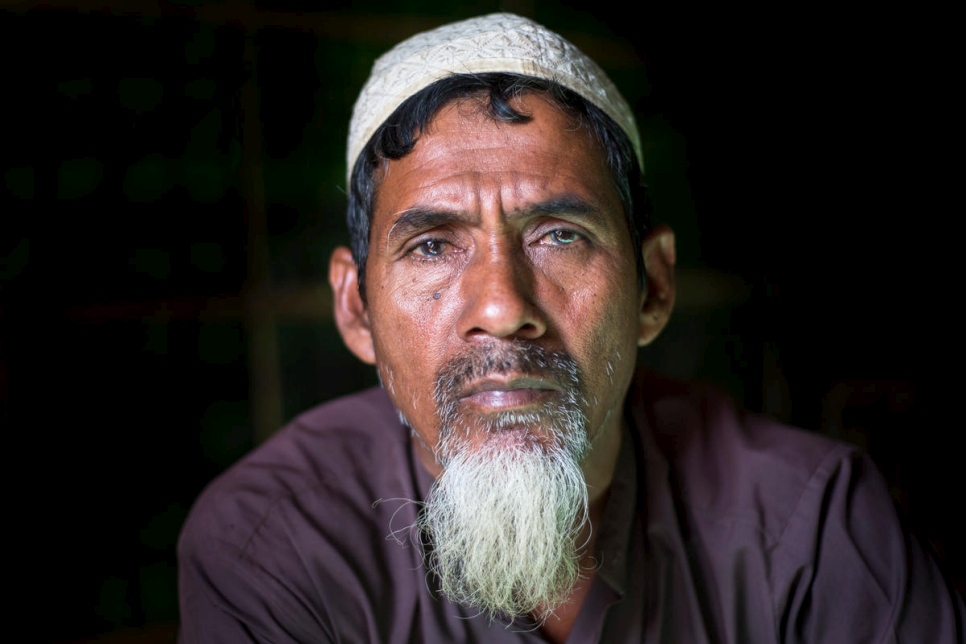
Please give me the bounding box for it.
[1,1,959,641]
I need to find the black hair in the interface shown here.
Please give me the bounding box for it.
[346,72,651,301]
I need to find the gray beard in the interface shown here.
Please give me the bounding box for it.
[415,342,591,622]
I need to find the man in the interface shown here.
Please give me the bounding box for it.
[178,13,964,642]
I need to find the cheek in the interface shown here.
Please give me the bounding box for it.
[565,282,640,405]
[383,253,468,302]
[369,259,464,344]
[368,293,448,424]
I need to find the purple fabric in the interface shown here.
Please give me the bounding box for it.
[178,374,965,642]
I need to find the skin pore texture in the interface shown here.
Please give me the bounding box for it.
[330,92,676,642]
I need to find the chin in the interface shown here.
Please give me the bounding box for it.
[460,409,574,449]
[480,425,555,451]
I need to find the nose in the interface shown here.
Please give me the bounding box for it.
[457,240,547,342]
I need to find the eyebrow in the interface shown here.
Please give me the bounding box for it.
[519,196,602,224]
[385,207,468,247]
[385,194,604,246]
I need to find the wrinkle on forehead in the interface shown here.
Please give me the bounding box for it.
[376,101,614,215]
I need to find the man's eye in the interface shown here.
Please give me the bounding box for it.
[413,239,447,257]
[547,229,582,245]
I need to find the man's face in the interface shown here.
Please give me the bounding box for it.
[362,92,644,474]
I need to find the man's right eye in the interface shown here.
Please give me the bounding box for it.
[412,239,447,257]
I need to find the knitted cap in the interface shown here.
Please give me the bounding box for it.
[346,12,641,183]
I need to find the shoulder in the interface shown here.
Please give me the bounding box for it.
[177,387,423,641]
[630,371,849,541]
[181,386,408,549]
[629,372,966,642]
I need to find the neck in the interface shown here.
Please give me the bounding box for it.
[581,417,625,509]
[535,422,624,643]
[534,488,610,643]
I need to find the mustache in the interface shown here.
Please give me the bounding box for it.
[434,341,581,402]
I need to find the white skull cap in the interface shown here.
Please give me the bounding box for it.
[346,12,642,184]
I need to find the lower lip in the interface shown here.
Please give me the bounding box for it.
[462,388,555,409]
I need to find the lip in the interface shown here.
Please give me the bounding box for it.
[459,376,560,409]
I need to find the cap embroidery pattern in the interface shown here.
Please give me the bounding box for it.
[347,12,641,183]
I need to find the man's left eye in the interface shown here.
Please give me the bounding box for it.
[546,229,582,245]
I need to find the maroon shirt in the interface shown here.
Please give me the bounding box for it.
[178,375,964,642]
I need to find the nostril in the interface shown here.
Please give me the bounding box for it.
[517,322,540,336]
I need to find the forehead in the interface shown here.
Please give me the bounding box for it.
[370,93,621,228]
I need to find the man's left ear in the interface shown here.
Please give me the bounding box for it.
[638,224,676,346]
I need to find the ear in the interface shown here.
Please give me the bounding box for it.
[329,246,376,365]
[638,224,676,347]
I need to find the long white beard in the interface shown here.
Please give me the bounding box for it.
[416,342,591,622]
[418,439,589,621]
